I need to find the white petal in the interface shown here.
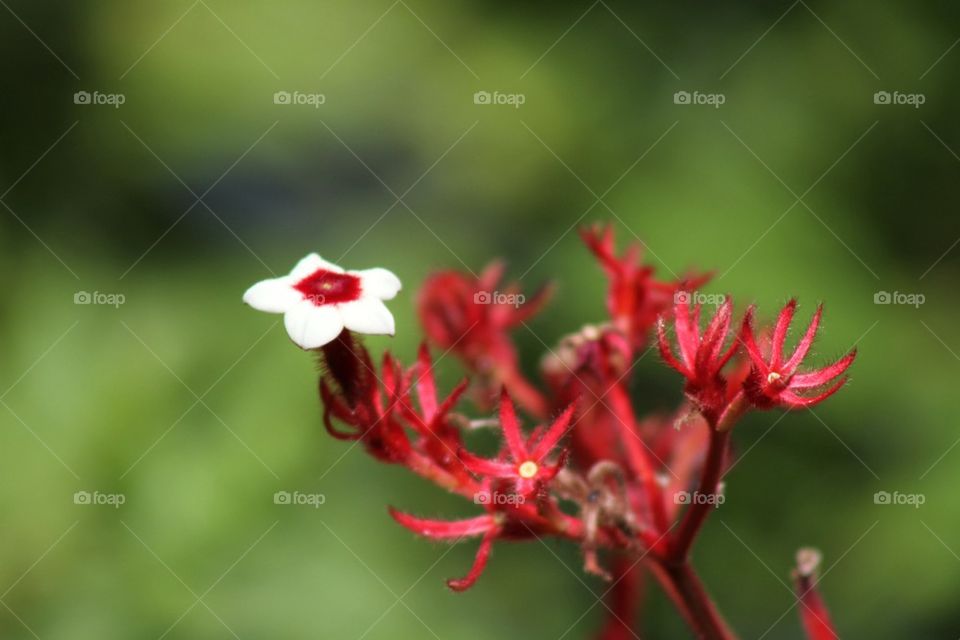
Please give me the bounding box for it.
[352,268,402,300]
[283,300,345,349]
[290,253,344,280]
[243,278,302,313]
[339,297,395,336]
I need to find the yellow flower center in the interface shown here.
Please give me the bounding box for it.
[767,371,782,384]
[518,460,539,479]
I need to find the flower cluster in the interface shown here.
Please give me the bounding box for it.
[246,231,857,640]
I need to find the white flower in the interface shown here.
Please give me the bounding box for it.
[243,254,401,349]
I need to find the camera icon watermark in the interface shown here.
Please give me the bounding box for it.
[873,90,924,108]
[74,90,126,109]
[473,290,525,308]
[74,291,125,308]
[873,290,924,308]
[273,91,326,108]
[74,490,126,508]
[473,90,526,108]
[873,490,925,508]
[274,490,326,508]
[673,90,725,108]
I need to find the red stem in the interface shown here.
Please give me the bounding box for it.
[404,451,479,498]
[654,412,740,638]
[607,383,670,536]
[794,552,839,640]
[670,427,730,561]
[650,559,738,640]
[597,556,644,640]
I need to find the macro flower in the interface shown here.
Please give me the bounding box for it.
[657,295,738,420]
[541,324,633,468]
[243,253,401,349]
[740,300,856,409]
[581,224,710,347]
[267,226,861,638]
[417,261,551,366]
[417,260,551,415]
[458,388,576,498]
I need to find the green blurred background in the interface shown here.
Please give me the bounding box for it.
[1,1,958,638]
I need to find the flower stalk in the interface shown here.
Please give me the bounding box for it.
[650,560,737,640]
[669,426,731,562]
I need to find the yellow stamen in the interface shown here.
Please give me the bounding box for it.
[767,371,782,384]
[518,460,539,479]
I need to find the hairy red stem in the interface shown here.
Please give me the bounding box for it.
[794,549,839,640]
[651,559,738,640]
[670,427,730,561]
[607,382,670,535]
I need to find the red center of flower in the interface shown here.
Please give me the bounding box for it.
[294,269,362,306]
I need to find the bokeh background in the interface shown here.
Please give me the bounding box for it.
[1,1,958,638]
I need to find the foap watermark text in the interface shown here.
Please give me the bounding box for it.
[75,291,125,307]
[74,90,125,108]
[74,491,125,508]
[874,490,925,508]
[274,91,326,108]
[874,291,924,308]
[473,91,525,108]
[474,491,525,506]
[274,490,326,508]
[673,90,725,108]
[474,290,525,308]
[873,90,924,108]
[674,490,725,507]
[675,291,727,306]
